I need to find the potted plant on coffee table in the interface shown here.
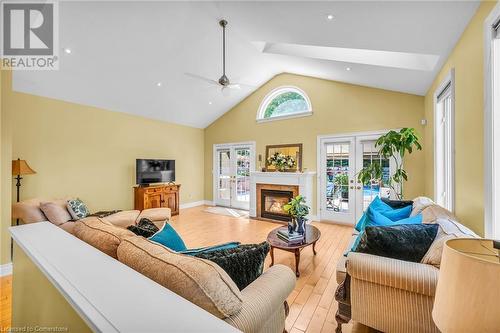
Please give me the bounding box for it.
[283,195,310,235]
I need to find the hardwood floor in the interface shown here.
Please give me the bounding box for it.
[0,205,359,333]
[0,274,11,331]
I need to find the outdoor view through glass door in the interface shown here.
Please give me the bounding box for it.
[214,143,255,210]
[319,133,393,225]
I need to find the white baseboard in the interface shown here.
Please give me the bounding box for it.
[203,200,214,206]
[0,263,12,277]
[179,200,209,210]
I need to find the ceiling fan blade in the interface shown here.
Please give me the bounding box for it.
[232,82,255,89]
[184,72,219,86]
[227,84,241,90]
[221,86,231,96]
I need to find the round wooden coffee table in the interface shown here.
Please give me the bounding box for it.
[267,224,321,277]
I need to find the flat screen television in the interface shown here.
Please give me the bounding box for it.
[136,159,175,185]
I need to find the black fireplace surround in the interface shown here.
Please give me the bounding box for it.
[261,189,293,222]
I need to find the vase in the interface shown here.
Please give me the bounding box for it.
[288,218,297,234]
[296,217,305,235]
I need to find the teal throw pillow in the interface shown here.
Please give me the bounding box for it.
[149,223,187,252]
[180,242,241,255]
[367,208,422,227]
[354,196,394,232]
[378,205,412,221]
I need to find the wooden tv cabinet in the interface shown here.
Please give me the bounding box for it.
[134,184,180,216]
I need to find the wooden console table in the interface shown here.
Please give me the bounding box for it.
[134,184,180,215]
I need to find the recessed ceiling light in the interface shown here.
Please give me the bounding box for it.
[63,48,72,54]
[208,101,213,105]
[346,67,351,71]
[326,14,334,20]
[156,82,162,87]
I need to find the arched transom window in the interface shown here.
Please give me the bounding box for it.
[257,86,312,122]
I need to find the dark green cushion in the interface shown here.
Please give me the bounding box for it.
[354,224,439,262]
[127,218,160,238]
[194,242,270,290]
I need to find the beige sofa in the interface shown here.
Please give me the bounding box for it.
[12,197,171,233]
[335,199,478,333]
[72,217,295,333]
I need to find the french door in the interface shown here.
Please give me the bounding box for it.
[213,142,255,210]
[319,133,394,225]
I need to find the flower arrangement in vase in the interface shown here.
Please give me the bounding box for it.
[267,152,296,172]
[283,195,310,235]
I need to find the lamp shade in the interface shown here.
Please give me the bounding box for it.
[432,238,500,332]
[12,159,36,176]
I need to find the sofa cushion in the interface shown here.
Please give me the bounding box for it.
[421,204,458,223]
[117,236,243,319]
[421,218,479,267]
[354,224,439,263]
[410,196,435,217]
[12,198,48,223]
[136,207,171,224]
[74,217,135,258]
[40,201,72,226]
[105,210,140,228]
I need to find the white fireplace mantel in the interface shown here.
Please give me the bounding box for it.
[250,171,316,220]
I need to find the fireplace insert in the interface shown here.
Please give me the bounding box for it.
[261,189,293,222]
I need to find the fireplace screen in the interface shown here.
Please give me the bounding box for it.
[261,189,293,222]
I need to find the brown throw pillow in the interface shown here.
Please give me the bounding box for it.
[40,201,72,226]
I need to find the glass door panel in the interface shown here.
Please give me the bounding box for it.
[232,147,251,209]
[355,138,393,219]
[216,149,231,207]
[214,143,254,210]
[320,138,355,224]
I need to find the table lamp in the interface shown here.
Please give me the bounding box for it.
[432,238,500,332]
[12,158,36,203]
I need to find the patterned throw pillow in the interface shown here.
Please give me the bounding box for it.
[67,198,90,220]
[194,241,270,290]
[127,218,160,238]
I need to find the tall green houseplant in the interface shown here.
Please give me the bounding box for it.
[357,128,422,200]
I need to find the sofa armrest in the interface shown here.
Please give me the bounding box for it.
[346,252,439,297]
[224,264,296,333]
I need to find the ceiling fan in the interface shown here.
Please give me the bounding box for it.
[186,19,251,95]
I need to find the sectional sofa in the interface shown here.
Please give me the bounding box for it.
[72,217,295,333]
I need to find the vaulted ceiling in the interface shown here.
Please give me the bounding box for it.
[12,1,480,128]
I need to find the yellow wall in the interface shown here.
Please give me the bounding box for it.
[424,1,497,235]
[1,70,13,265]
[12,244,92,332]
[0,71,205,263]
[204,73,426,215]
